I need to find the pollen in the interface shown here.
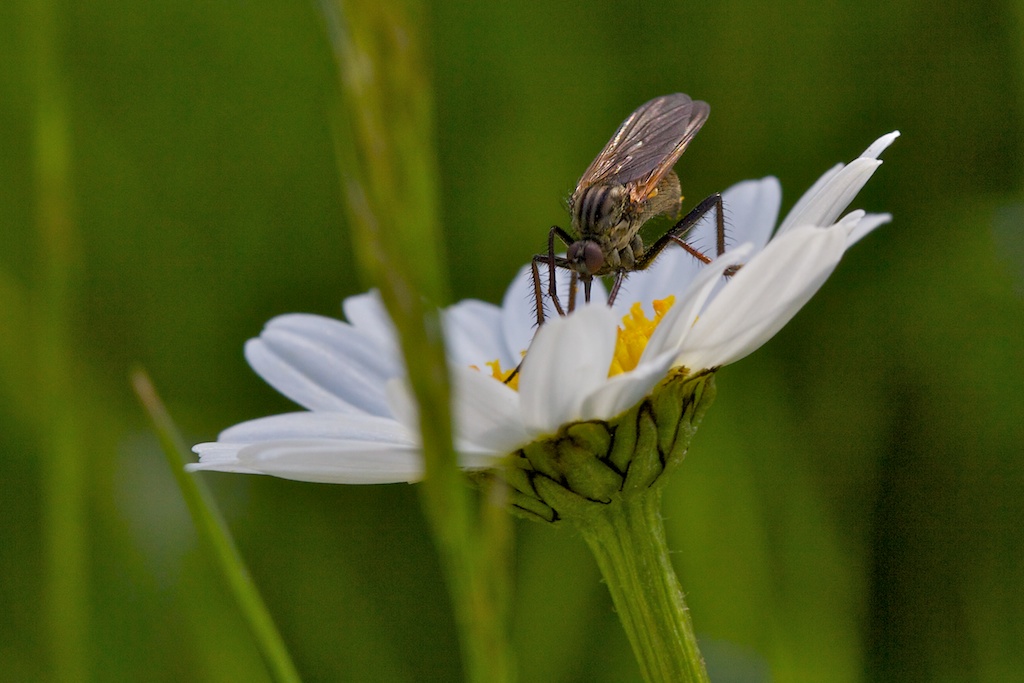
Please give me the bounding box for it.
[475,296,676,391]
[485,360,520,390]
[609,296,675,375]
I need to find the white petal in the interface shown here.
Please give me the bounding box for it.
[641,243,755,361]
[341,290,396,344]
[443,299,513,368]
[246,314,398,416]
[677,226,848,369]
[518,305,618,434]
[861,131,901,160]
[456,447,507,470]
[689,177,782,251]
[236,439,424,484]
[612,178,780,318]
[778,158,882,233]
[382,375,511,470]
[384,378,420,438]
[501,264,544,359]
[778,132,899,235]
[244,339,357,415]
[845,211,892,247]
[723,177,782,250]
[188,443,263,474]
[778,162,844,234]
[579,350,676,421]
[450,366,530,454]
[217,411,413,445]
[500,261,608,359]
[614,243,706,317]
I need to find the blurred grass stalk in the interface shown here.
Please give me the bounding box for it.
[22,0,89,680]
[131,371,303,683]
[318,1,514,681]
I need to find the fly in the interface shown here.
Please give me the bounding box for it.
[531,93,728,324]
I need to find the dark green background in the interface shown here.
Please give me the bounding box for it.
[3,0,1023,680]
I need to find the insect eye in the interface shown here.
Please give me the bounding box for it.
[568,240,605,275]
[582,242,604,273]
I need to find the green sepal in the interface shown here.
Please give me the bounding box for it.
[622,403,663,494]
[607,405,639,473]
[566,422,613,456]
[466,466,557,524]
[485,370,715,525]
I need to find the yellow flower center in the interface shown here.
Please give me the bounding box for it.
[609,296,675,375]
[483,359,520,389]
[477,296,676,391]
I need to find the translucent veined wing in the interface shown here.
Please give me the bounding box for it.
[573,93,710,204]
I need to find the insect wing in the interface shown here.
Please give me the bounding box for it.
[574,93,710,204]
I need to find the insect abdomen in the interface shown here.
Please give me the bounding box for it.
[635,172,683,225]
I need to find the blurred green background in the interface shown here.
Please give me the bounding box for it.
[3,0,1024,681]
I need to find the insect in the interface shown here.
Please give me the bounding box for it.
[531,93,727,325]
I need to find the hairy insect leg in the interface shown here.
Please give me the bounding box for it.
[567,271,579,313]
[529,258,547,328]
[532,225,577,322]
[531,251,574,327]
[634,192,726,272]
[517,234,576,384]
[607,271,626,306]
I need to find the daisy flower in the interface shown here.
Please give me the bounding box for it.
[190,132,898,496]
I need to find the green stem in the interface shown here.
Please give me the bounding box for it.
[319,1,514,679]
[132,371,303,683]
[578,489,709,683]
[24,0,88,680]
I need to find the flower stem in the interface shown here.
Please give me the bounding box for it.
[578,489,709,683]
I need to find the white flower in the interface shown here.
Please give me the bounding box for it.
[190,132,899,484]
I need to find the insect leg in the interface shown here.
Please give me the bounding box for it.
[531,250,574,326]
[542,226,576,318]
[607,271,627,306]
[517,234,573,384]
[634,192,725,271]
[583,276,594,304]
[567,271,579,313]
[529,258,547,327]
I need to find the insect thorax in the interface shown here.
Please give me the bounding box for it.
[571,172,684,257]
[572,184,631,242]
